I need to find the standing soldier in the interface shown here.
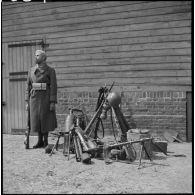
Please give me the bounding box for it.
[25,50,57,148]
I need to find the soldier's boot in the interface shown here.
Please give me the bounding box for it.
[33,131,44,149]
[43,132,49,148]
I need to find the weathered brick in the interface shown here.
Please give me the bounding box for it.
[55,90,187,140]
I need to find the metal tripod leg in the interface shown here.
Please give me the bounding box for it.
[73,135,82,162]
[138,141,153,169]
[63,132,71,160]
[138,143,143,169]
[50,134,61,156]
[142,142,152,161]
[67,133,71,160]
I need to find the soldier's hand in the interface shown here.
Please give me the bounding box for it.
[50,102,55,111]
[25,103,29,111]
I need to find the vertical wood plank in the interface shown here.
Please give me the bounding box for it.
[14,46,18,129]
[8,46,14,131]
[21,45,25,128]
[20,45,24,128]
[18,45,23,128]
[13,47,19,129]
[23,44,28,71]
[5,43,11,133]
[27,43,32,68]
[14,46,19,129]
[2,43,7,133]
[25,44,30,129]
[22,82,26,128]
[23,44,28,130]
[30,44,33,68]
[32,45,36,67]
[15,44,19,129]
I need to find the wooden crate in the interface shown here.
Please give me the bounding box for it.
[127,130,152,159]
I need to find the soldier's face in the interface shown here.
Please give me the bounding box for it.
[35,53,45,64]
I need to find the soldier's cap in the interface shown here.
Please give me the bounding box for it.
[35,49,45,55]
[35,50,47,59]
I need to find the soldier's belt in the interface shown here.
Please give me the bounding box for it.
[32,83,47,90]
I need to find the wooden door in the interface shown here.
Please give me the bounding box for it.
[7,40,44,134]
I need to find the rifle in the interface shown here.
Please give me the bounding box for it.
[24,105,30,149]
[84,81,115,138]
[103,137,153,165]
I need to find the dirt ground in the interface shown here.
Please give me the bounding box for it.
[2,134,193,194]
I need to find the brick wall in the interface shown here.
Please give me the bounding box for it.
[56,90,187,140]
[122,91,186,140]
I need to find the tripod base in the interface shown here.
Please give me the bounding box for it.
[138,141,153,169]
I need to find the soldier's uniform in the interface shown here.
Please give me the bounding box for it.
[25,50,57,148]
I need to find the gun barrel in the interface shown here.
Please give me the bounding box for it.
[84,100,105,136]
[24,108,30,149]
[84,81,115,136]
[106,137,153,149]
[75,128,89,151]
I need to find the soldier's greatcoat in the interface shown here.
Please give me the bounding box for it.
[25,63,57,133]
